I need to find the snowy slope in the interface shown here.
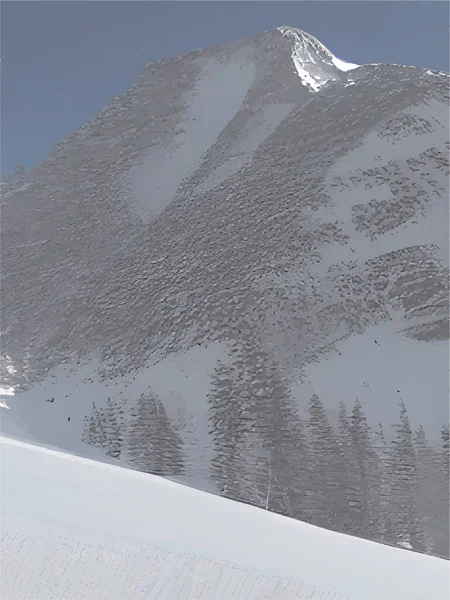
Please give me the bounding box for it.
[1,26,449,554]
[277,26,359,91]
[1,436,448,600]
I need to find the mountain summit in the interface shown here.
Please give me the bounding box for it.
[2,27,448,555]
[277,26,360,90]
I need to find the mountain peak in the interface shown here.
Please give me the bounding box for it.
[2,16,448,561]
[276,26,359,91]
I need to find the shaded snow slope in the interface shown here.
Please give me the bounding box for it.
[1,26,449,556]
[1,436,449,600]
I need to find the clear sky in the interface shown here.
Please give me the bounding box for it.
[2,1,449,175]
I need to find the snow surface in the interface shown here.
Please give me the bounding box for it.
[1,436,449,600]
[1,24,449,568]
[128,52,255,223]
[331,56,360,73]
[277,27,359,91]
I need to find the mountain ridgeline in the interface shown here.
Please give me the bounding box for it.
[1,27,449,556]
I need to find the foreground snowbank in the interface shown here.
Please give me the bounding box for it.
[1,436,448,600]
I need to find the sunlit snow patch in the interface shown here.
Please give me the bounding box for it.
[277,26,360,92]
[425,69,449,78]
[0,386,14,409]
[0,389,13,410]
[331,55,360,73]
[0,387,14,396]
[0,355,17,409]
[290,46,328,92]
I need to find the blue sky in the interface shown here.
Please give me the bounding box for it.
[2,1,449,175]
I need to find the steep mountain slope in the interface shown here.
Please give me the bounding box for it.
[2,436,449,600]
[1,27,449,553]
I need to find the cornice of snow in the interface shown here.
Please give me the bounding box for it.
[277,26,360,92]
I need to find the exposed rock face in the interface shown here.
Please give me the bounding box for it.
[1,27,448,554]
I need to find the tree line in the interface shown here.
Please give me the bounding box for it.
[82,387,449,558]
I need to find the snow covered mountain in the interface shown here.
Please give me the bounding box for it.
[2,436,449,600]
[1,27,449,555]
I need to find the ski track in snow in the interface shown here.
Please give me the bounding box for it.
[2,525,347,600]
[1,437,449,600]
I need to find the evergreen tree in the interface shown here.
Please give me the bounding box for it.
[413,426,440,555]
[208,359,263,505]
[441,424,449,478]
[208,348,310,520]
[82,402,107,449]
[349,398,378,538]
[256,363,311,521]
[269,405,311,521]
[431,424,450,557]
[102,397,125,459]
[389,401,427,552]
[336,400,357,534]
[128,392,185,476]
[306,394,343,530]
[372,423,396,545]
[82,399,125,459]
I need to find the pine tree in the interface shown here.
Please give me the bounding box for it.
[336,400,356,534]
[349,398,378,539]
[82,402,108,449]
[413,425,440,555]
[431,424,450,557]
[208,359,262,505]
[390,401,427,552]
[128,392,185,476]
[82,399,125,459]
[208,349,310,520]
[372,423,396,545]
[441,424,449,478]
[103,397,126,458]
[257,366,311,521]
[306,394,343,530]
[269,404,311,521]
